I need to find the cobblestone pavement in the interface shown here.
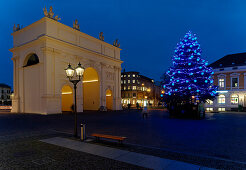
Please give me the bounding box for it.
[0,131,148,169]
[1,110,246,169]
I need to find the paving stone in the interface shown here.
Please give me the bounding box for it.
[165,161,201,170]
[41,137,212,170]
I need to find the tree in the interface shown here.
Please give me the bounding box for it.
[164,31,217,104]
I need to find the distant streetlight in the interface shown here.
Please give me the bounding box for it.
[65,62,85,138]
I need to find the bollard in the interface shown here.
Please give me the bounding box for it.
[80,124,86,141]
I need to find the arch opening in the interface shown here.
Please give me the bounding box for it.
[106,89,113,110]
[24,53,39,67]
[61,85,73,112]
[83,67,100,110]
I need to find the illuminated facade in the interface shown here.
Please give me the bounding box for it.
[205,53,246,112]
[0,84,11,106]
[121,71,161,107]
[10,9,122,114]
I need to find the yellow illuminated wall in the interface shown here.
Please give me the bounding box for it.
[61,85,73,112]
[106,89,113,110]
[83,67,100,110]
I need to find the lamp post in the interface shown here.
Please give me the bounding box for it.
[65,62,85,138]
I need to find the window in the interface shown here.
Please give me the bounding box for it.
[133,93,136,97]
[121,75,123,77]
[128,75,130,77]
[232,77,238,87]
[206,99,213,105]
[218,108,225,111]
[132,86,136,90]
[218,95,225,104]
[121,80,123,84]
[133,74,135,77]
[231,94,239,104]
[124,86,126,90]
[124,75,126,77]
[24,53,39,67]
[206,108,213,111]
[128,86,131,90]
[219,78,225,88]
[128,80,130,83]
[124,80,126,84]
[133,80,136,83]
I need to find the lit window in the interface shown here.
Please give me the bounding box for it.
[231,94,238,104]
[206,99,213,105]
[128,75,130,77]
[218,95,225,104]
[133,80,136,83]
[133,74,135,77]
[232,77,238,87]
[121,75,123,77]
[124,86,126,90]
[219,78,225,88]
[128,86,131,90]
[218,108,225,111]
[133,100,135,104]
[124,80,126,84]
[206,108,213,111]
[124,75,126,77]
[121,80,123,84]
[133,86,136,90]
[128,80,130,83]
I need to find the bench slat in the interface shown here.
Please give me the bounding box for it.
[91,133,127,141]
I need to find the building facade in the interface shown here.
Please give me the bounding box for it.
[0,84,11,106]
[10,8,122,114]
[205,53,246,112]
[121,71,161,107]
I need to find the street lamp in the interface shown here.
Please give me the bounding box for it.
[65,62,85,138]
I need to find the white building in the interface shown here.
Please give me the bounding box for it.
[0,84,11,106]
[206,53,246,112]
[10,7,122,114]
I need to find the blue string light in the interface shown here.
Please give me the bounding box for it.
[164,31,217,100]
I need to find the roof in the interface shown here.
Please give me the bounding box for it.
[209,52,246,68]
[139,75,153,82]
[0,84,11,88]
[121,71,139,74]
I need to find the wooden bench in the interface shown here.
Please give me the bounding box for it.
[91,133,127,144]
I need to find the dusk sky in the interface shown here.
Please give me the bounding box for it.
[1,0,246,87]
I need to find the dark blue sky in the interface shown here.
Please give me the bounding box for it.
[1,0,246,87]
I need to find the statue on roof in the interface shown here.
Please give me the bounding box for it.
[73,19,80,31]
[43,6,60,21]
[54,15,61,21]
[99,32,104,41]
[43,7,48,17]
[13,24,21,32]
[113,39,120,47]
[48,6,54,18]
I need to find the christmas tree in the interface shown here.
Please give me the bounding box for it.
[164,31,217,103]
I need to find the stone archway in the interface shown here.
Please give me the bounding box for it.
[83,67,100,110]
[61,85,73,112]
[106,89,113,110]
[23,53,41,113]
